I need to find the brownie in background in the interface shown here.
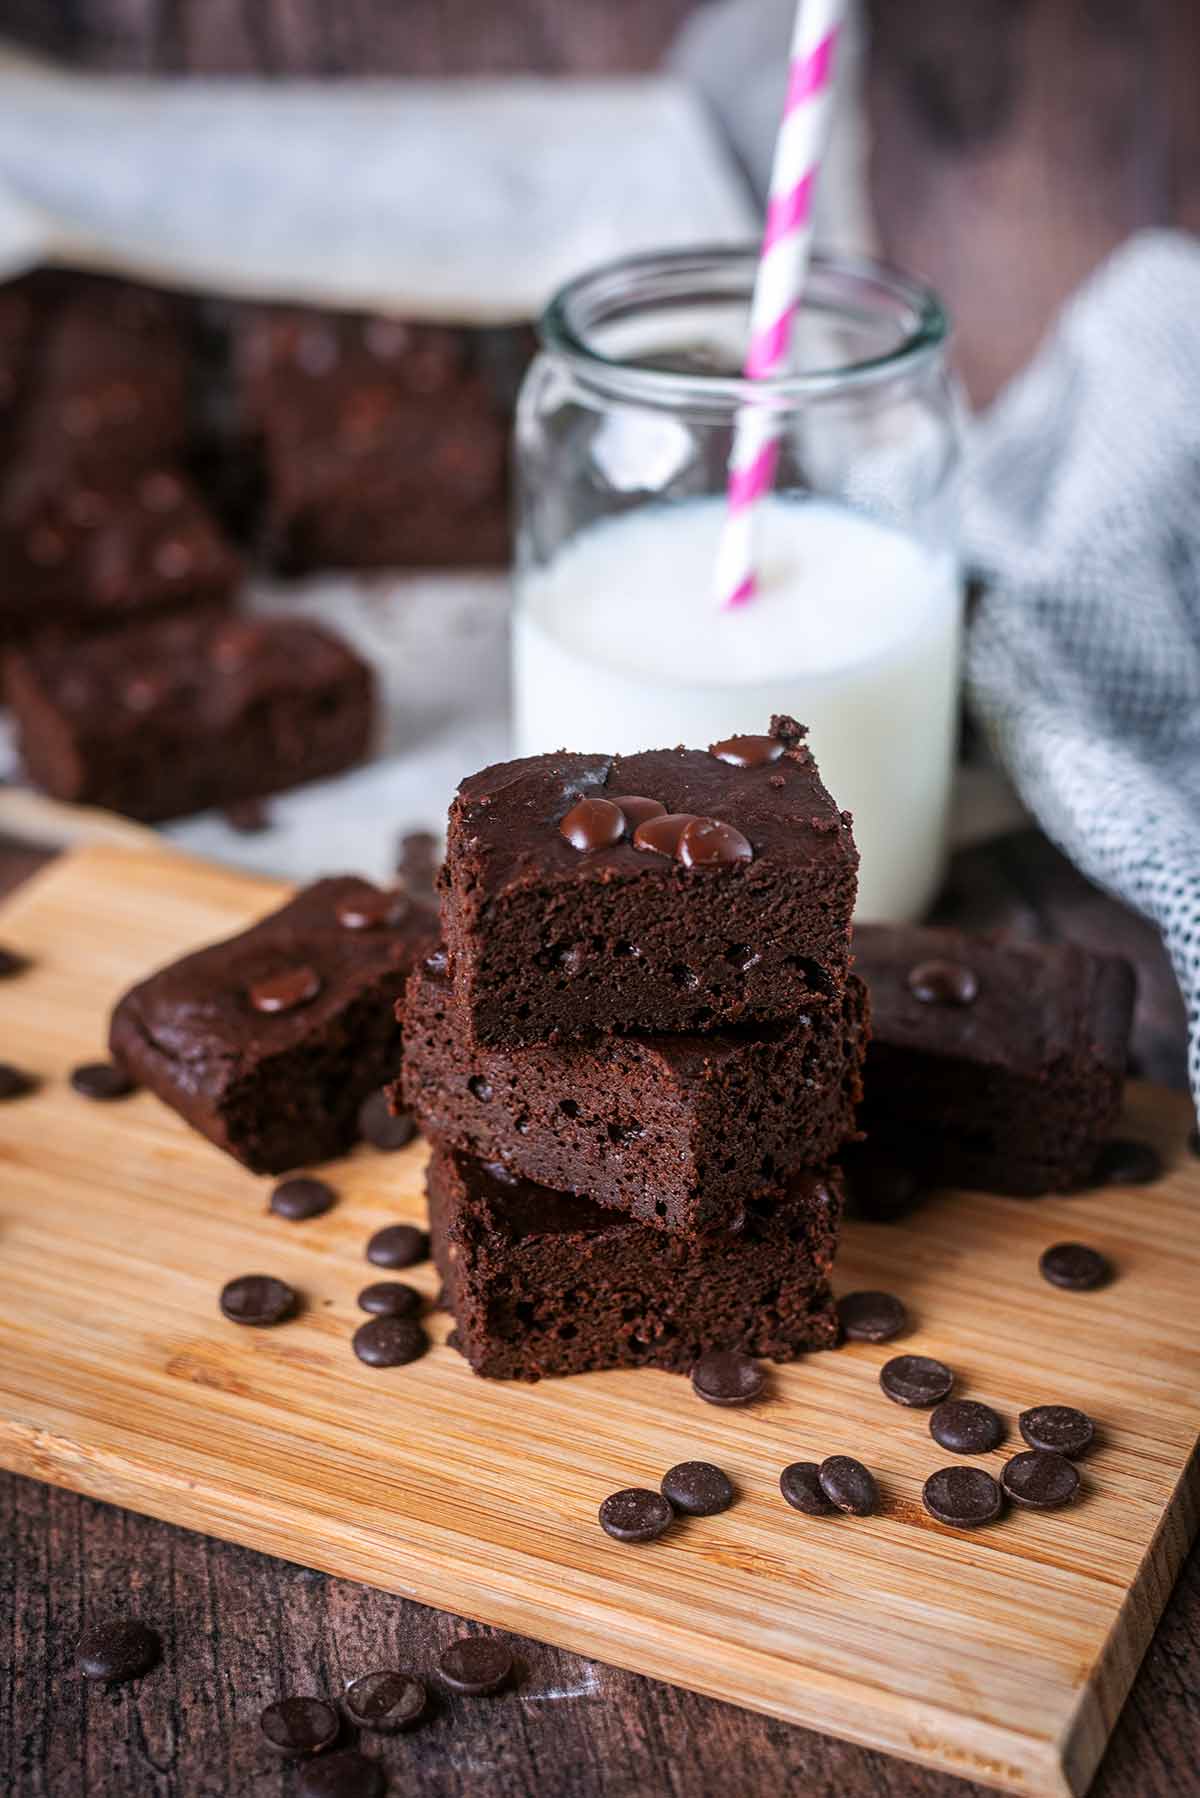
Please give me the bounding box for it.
[5,610,375,822]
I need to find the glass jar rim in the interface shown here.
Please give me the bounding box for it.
[539,245,949,408]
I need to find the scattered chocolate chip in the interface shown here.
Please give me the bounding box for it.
[296,1750,385,1798]
[1001,1449,1081,1510]
[270,1177,336,1221]
[780,1462,835,1515]
[841,1148,926,1222]
[660,1461,734,1516]
[336,892,394,931]
[818,1455,878,1516]
[1019,1405,1095,1458]
[436,1635,514,1693]
[248,965,321,1014]
[676,817,753,868]
[598,1487,674,1543]
[357,1281,422,1318]
[353,1316,427,1367]
[223,798,271,833]
[929,1399,1004,1455]
[344,1669,426,1733]
[880,1354,954,1408]
[1092,1139,1163,1185]
[605,794,666,832]
[70,1060,136,1101]
[559,796,625,851]
[837,1290,908,1343]
[77,1618,160,1683]
[0,1063,37,1100]
[1039,1242,1110,1291]
[709,734,785,768]
[690,1350,765,1407]
[922,1465,1003,1529]
[259,1695,340,1757]
[0,946,27,978]
[366,1223,428,1269]
[907,959,979,1006]
[358,1089,417,1151]
[631,812,698,856]
[219,1273,297,1327]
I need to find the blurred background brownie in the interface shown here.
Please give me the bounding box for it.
[4,610,375,821]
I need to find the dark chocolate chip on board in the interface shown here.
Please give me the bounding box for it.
[0,946,27,978]
[70,1060,136,1100]
[296,1750,385,1798]
[219,1273,297,1327]
[599,1487,674,1543]
[929,1399,1004,1455]
[922,1465,1003,1529]
[437,1635,514,1693]
[357,1281,422,1318]
[259,1695,340,1757]
[344,1668,427,1733]
[780,1462,835,1515]
[840,1146,925,1222]
[358,1089,418,1151]
[352,1316,427,1367]
[1001,1449,1081,1510]
[1091,1139,1163,1186]
[691,1350,765,1407]
[366,1223,428,1268]
[1018,1405,1095,1457]
[879,1354,954,1408]
[818,1455,878,1516]
[77,1618,160,1683]
[1039,1242,1111,1291]
[0,1062,37,1100]
[660,1462,734,1516]
[270,1176,337,1221]
[837,1290,908,1343]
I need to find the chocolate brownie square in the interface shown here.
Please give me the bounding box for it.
[440,716,858,1047]
[0,466,240,642]
[110,879,435,1172]
[401,959,867,1233]
[853,924,1135,1195]
[429,1145,843,1380]
[4,610,374,821]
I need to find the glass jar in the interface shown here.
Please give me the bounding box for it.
[512,247,964,921]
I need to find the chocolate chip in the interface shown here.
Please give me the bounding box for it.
[0,1063,36,1101]
[841,1148,925,1222]
[436,1635,514,1693]
[606,794,666,831]
[223,798,271,833]
[296,1751,385,1798]
[708,734,785,768]
[336,891,395,931]
[880,1354,954,1408]
[0,946,28,978]
[352,1316,427,1367]
[1019,1405,1095,1457]
[343,1669,426,1732]
[366,1223,428,1269]
[780,1462,835,1515]
[270,1177,336,1221]
[358,1281,422,1317]
[425,947,449,977]
[632,812,699,856]
[77,1618,160,1683]
[467,1075,493,1102]
[837,1290,908,1343]
[1039,1242,1110,1291]
[1091,1139,1163,1185]
[598,1487,674,1543]
[922,1465,1003,1528]
[929,1399,1004,1455]
[559,796,625,851]
[690,1350,765,1407]
[660,1462,734,1516]
[907,959,979,1005]
[818,1455,878,1516]
[248,965,321,1014]
[358,1089,417,1151]
[219,1273,297,1327]
[259,1695,340,1757]
[1001,1449,1081,1510]
[70,1060,136,1101]
[676,817,753,868]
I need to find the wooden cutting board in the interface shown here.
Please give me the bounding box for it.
[1,844,1197,1798]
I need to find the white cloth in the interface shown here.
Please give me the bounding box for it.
[965,232,1200,1112]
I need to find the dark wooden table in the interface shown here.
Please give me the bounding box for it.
[3,1,1199,1792]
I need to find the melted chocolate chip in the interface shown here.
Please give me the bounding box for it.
[248,965,321,1014]
[676,817,753,868]
[559,796,625,851]
[606,794,666,831]
[70,1060,136,1101]
[219,1274,297,1327]
[1039,1242,1111,1291]
[709,734,785,768]
[907,959,979,1006]
[1091,1139,1163,1185]
[632,813,698,856]
[598,1488,674,1543]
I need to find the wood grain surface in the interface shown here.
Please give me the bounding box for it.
[1,844,1198,1797]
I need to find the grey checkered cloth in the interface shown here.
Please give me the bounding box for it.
[965,231,1200,1114]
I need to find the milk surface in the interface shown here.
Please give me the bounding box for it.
[513,497,962,920]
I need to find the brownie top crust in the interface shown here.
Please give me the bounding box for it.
[111,878,434,1094]
[853,923,1135,1079]
[447,715,856,901]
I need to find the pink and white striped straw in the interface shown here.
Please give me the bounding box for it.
[713,0,843,611]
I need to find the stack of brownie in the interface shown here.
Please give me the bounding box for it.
[398,715,868,1381]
